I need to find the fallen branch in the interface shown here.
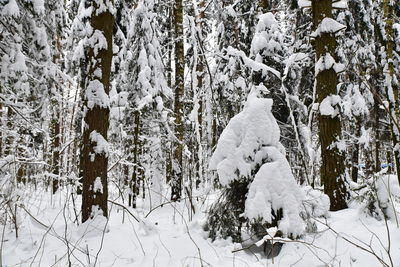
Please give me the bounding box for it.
[107,200,140,222]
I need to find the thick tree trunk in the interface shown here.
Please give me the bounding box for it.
[80,1,114,223]
[312,0,347,211]
[171,0,184,201]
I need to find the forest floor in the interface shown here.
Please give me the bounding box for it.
[2,180,400,267]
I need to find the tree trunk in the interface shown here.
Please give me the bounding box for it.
[80,0,114,223]
[171,0,184,201]
[130,111,141,208]
[195,0,205,188]
[4,108,13,156]
[165,1,174,186]
[374,97,381,173]
[312,0,348,211]
[51,35,61,194]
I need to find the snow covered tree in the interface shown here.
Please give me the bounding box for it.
[337,0,375,183]
[115,0,170,208]
[79,0,114,222]
[184,0,213,192]
[46,0,67,194]
[382,0,400,185]
[0,0,64,189]
[212,1,258,147]
[250,10,303,181]
[206,90,304,242]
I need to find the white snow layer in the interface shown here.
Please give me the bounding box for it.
[210,94,305,237]
[333,0,348,9]
[11,46,28,72]
[32,0,45,14]
[319,94,341,117]
[86,79,110,109]
[311,18,346,37]
[315,53,345,75]
[297,0,311,8]
[1,0,20,17]
[93,177,103,193]
[90,130,109,157]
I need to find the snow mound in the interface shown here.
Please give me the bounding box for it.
[376,175,400,220]
[77,212,109,238]
[311,18,346,37]
[301,186,330,218]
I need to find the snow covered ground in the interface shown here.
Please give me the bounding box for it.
[2,187,400,267]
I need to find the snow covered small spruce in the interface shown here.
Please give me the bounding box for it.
[244,146,305,237]
[301,186,330,218]
[207,91,305,241]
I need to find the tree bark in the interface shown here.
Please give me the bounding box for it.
[51,35,61,194]
[312,0,348,211]
[130,111,141,208]
[195,0,205,188]
[374,97,381,173]
[165,1,174,186]
[80,0,114,222]
[171,0,185,201]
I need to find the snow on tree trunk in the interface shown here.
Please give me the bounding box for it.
[171,0,185,201]
[80,0,114,223]
[312,0,348,211]
[206,90,305,242]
